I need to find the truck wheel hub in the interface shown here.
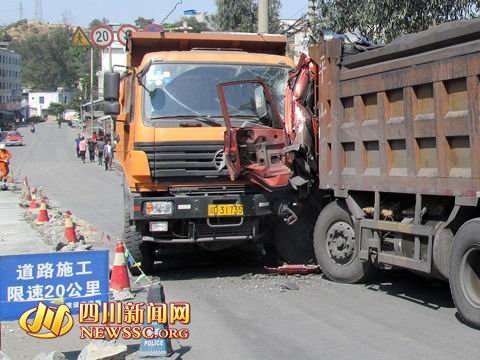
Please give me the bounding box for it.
[460,246,480,308]
[326,221,355,264]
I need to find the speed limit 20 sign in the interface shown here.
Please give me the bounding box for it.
[90,25,114,48]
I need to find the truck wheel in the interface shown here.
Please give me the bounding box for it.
[273,203,317,264]
[449,219,480,329]
[123,213,156,275]
[313,201,373,283]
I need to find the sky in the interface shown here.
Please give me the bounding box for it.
[0,0,308,26]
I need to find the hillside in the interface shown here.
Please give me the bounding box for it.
[0,19,65,43]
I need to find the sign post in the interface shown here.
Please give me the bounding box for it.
[89,25,115,135]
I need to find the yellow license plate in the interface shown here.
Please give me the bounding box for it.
[208,204,244,217]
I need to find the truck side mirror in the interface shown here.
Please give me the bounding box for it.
[104,71,120,101]
[104,101,120,115]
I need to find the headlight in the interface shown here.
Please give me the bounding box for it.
[145,201,173,215]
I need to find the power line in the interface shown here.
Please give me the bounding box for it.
[160,0,183,24]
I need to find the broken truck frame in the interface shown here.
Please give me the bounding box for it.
[219,18,480,329]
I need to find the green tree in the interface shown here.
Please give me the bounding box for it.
[135,17,155,29]
[313,0,480,43]
[213,0,281,33]
[89,17,109,29]
[47,102,65,118]
[10,27,94,91]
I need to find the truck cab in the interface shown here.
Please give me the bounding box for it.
[104,32,294,273]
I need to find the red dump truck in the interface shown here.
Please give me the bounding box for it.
[218,19,480,328]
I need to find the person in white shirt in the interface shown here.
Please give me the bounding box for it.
[103,140,113,171]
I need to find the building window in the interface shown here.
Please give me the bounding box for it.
[39,96,45,104]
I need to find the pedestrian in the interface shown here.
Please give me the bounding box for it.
[96,137,105,166]
[87,138,96,163]
[79,137,87,163]
[74,134,81,158]
[92,131,97,142]
[103,140,113,171]
[0,144,12,190]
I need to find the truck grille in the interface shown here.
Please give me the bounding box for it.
[134,141,229,179]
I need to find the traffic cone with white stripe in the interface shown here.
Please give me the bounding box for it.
[29,187,38,210]
[64,211,78,243]
[36,198,49,224]
[110,241,131,291]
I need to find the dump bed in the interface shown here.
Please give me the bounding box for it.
[310,18,480,197]
[127,32,288,68]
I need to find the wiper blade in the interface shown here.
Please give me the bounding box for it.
[149,115,222,127]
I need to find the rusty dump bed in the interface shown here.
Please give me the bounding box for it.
[127,32,287,68]
[310,18,480,197]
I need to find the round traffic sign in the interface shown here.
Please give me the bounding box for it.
[143,23,165,33]
[117,24,138,46]
[90,25,114,48]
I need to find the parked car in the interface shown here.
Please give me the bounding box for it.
[4,131,23,146]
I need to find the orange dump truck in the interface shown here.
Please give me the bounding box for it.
[103,32,295,273]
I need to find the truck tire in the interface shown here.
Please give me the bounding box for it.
[313,201,373,283]
[449,219,480,329]
[273,203,317,264]
[124,221,156,275]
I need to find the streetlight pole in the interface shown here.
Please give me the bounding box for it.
[90,47,94,136]
[258,0,269,33]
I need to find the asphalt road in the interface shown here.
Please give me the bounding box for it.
[5,122,480,360]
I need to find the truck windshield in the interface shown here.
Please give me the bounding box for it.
[143,63,290,123]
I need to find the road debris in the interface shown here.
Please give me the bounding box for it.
[78,340,128,360]
[282,281,300,291]
[32,351,66,360]
[265,264,321,275]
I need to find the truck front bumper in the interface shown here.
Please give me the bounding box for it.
[130,193,273,244]
[131,193,272,220]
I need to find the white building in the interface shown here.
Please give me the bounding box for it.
[0,46,21,113]
[27,88,74,117]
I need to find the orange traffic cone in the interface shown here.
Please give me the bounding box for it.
[29,188,38,210]
[36,198,49,224]
[64,211,78,243]
[110,241,131,291]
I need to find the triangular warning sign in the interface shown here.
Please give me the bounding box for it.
[72,27,91,47]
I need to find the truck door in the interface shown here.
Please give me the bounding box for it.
[217,55,318,194]
[217,80,292,191]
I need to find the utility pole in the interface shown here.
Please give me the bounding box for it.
[90,48,94,136]
[258,0,269,33]
[308,0,316,34]
[34,0,43,21]
[19,2,24,20]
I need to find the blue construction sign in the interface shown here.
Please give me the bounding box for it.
[0,250,109,321]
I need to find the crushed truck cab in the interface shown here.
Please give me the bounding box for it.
[104,31,294,273]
